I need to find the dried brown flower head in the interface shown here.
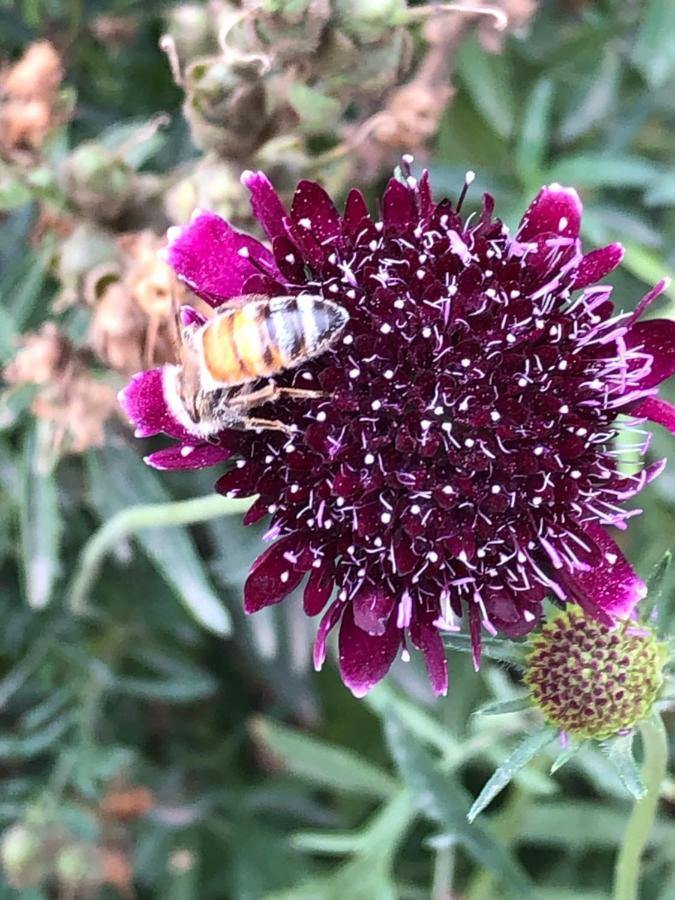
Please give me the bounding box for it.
[3,323,119,456]
[0,41,66,158]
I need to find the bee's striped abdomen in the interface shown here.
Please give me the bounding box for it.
[202,295,349,385]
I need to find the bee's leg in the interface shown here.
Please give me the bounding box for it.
[275,387,325,400]
[245,416,296,435]
[229,385,325,407]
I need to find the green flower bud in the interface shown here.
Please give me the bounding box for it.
[56,222,120,307]
[55,843,103,890]
[164,3,219,62]
[0,824,50,888]
[182,56,270,157]
[164,156,251,226]
[61,143,134,221]
[334,0,406,44]
[524,606,668,740]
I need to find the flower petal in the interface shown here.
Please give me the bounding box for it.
[145,443,232,470]
[244,536,310,614]
[118,368,191,440]
[290,180,342,245]
[564,523,647,620]
[409,611,448,697]
[628,278,670,326]
[167,212,276,305]
[382,178,415,229]
[571,243,624,289]
[241,169,288,242]
[632,396,675,434]
[303,557,335,616]
[313,599,343,670]
[625,319,675,388]
[338,601,401,697]
[352,585,396,636]
[517,183,582,241]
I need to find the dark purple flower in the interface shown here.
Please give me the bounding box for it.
[120,163,675,697]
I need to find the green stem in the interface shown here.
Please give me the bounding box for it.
[69,494,250,613]
[613,714,669,900]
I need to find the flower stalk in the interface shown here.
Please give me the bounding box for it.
[613,713,669,900]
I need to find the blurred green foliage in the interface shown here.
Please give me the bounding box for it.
[0,1,674,897]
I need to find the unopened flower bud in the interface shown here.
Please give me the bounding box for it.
[525,606,668,740]
[0,824,50,888]
[247,0,331,63]
[164,155,251,226]
[334,0,406,44]
[61,143,134,221]
[164,3,219,62]
[182,56,270,157]
[55,843,103,891]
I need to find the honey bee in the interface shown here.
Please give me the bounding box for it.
[163,293,349,437]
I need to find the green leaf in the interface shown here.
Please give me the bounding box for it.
[442,632,527,667]
[641,551,673,625]
[557,47,620,144]
[384,713,534,896]
[286,83,342,135]
[457,37,517,140]
[548,154,662,189]
[550,741,585,775]
[84,445,232,635]
[0,714,72,760]
[19,423,62,609]
[600,733,646,800]
[468,728,557,822]
[250,716,397,798]
[631,0,675,88]
[475,696,532,717]
[515,79,553,187]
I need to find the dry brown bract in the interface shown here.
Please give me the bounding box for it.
[3,323,119,456]
[0,41,66,159]
[89,231,180,374]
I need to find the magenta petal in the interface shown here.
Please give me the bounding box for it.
[571,243,624,289]
[338,601,401,697]
[303,557,335,616]
[633,396,675,434]
[244,536,309,613]
[119,368,191,440]
[167,212,276,305]
[352,585,396,636]
[409,614,448,697]
[567,523,647,620]
[343,188,370,226]
[313,599,343,670]
[382,178,415,228]
[517,183,582,241]
[241,169,288,242]
[625,319,675,388]
[290,180,342,244]
[145,443,232,470]
[628,278,670,326]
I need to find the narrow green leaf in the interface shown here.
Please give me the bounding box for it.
[475,696,532,717]
[442,632,527,667]
[631,0,675,88]
[19,424,62,609]
[557,48,620,144]
[457,37,516,140]
[550,741,585,775]
[384,713,534,896]
[515,79,553,187]
[84,445,232,635]
[548,154,662,189]
[291,830,363,855]
[601,733,646,800]
[641,551,673,625]
[250,716,397,798]
[0,714,72,760]
[364,682,461,759]
[468,728,557,822]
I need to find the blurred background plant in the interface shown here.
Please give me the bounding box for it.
[0,0,674,897]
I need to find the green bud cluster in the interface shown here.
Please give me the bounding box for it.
[525,606,667,740]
